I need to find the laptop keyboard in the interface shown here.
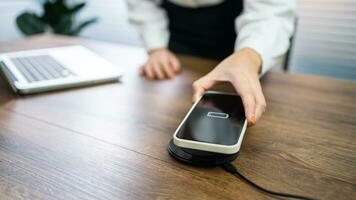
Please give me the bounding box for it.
[10,55,76,83]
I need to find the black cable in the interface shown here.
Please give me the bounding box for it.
[221,163,316,200]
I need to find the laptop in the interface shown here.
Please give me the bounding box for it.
[0,45,122,94]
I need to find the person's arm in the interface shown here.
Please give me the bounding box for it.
[235,0,296,75]
[127,0,169,50]
[127,0,181,79]
[193,0,295,126]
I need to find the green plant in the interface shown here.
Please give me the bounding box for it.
[16,0,98,36]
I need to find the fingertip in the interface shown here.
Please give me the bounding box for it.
[192,92,200,103]
[170,58,181,72]
[144,64,154,79]
[192,87,205,103]
[147,71,154,80]
[166,67,176,79]
[174,64,182,73]
[147,72,154,80]
[192,96,196,103]
[247,116,256,126]
[139,65,146,74]
[152,64,165,80]
[158,74,164,80]
[167,74,174,79]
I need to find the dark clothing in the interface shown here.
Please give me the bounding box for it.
[161,0,243,60]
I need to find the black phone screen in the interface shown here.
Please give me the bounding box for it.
[176,92,246,146]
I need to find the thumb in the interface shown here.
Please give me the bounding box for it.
[192,75,218,102]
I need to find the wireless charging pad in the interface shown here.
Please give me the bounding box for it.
[167,139,239,167]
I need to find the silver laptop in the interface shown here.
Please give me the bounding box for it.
[0,45,122,94]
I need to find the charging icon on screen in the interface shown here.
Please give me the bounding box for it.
[207,112,229,119]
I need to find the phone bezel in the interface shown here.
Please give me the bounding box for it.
[173,91,247,154]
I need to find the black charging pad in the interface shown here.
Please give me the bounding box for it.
[167,139,238,167]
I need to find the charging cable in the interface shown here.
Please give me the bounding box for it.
[221,163,316,200]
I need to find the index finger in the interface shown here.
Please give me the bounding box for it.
[192,75,217,102]
[231,79,256,126]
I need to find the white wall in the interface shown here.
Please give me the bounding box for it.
[77,0,141,46]
[289,0,356,81]
[0,0,40,42]
[0,0,141,46]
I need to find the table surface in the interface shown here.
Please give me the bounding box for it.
[0,35,355,200]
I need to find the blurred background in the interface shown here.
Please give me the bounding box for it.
[0,0,355,81]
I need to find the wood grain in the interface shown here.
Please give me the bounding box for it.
[0,35,355,200]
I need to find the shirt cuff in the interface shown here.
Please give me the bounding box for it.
[141,29,170,51]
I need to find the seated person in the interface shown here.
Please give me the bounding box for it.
[128,0,295,125]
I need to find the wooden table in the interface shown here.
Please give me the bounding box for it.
[0,35,355,200]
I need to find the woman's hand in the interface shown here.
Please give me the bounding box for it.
[192,48,266,126]
[139,48,181,80]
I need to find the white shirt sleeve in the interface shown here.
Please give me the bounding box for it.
[235,0,296,75]
[127,0,169,50]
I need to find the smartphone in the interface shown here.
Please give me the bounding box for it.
[173,91,247,154]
